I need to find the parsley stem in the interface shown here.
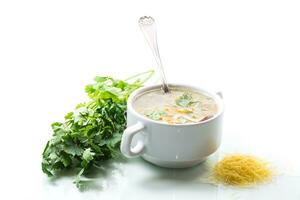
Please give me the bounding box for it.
[125,69,154,84]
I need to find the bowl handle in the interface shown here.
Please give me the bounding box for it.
[120,122,145,158]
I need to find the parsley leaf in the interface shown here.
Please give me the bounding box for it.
[42,70,154,188]
[145,110,166,121]
[175,93,193,107]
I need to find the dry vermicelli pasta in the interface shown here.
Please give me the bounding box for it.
[212,154,273,186]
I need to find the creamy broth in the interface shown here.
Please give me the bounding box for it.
[133,88,218,124]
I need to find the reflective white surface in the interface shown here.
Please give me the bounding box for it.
[1,0,300,199]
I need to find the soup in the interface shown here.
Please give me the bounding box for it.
[133,88,218,124]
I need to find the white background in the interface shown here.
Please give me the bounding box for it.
[0,0,300,199]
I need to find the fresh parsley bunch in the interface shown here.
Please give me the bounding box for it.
[42,71,153,187]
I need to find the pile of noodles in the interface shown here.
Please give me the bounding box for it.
[212,154,273,186]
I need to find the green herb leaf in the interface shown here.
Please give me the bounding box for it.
[146,110,166,121]
[175,93,193,107]
[41,70,154,188]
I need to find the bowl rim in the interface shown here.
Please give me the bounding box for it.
[127,83,224,127]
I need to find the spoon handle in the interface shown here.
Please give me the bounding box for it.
[139,16,169,93]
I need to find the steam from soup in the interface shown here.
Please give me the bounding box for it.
[133,88,218,124]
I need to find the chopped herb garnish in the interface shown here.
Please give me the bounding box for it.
[175,92,193,107]
[145,110,166,121]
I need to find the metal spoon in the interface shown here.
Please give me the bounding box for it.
[139,16,170,93]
